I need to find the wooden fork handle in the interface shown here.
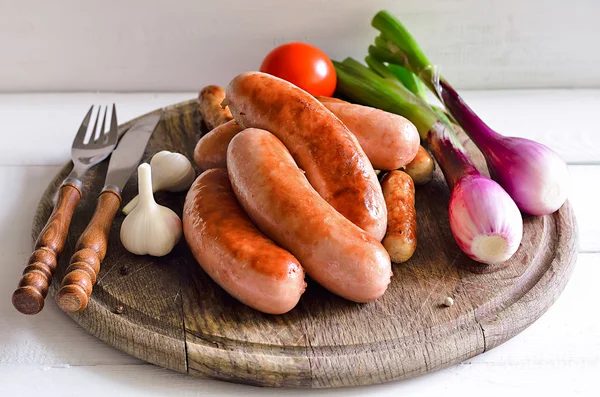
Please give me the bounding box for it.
[56,188,121,313]
[12,180,82,315]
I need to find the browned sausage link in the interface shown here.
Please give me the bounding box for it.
[183,169,305,314]
[403,145,434,185]
[381,170,417,263]
[198,85,233,131]
[315,96,349,104]
[193,120,244,171]
[228,129,391,302]
[321,102,420,170]
[225,72,387,241]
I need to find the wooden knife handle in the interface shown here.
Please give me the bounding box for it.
[12,181,82,315]
[56,188,121,313]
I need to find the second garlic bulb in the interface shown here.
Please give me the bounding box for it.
[122,151,195,215]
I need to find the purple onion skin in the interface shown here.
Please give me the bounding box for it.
[426,122,479,191]
[438,79,569,216]
[480,136,569,216]
[449,174,524,264]
[427,122,524,264]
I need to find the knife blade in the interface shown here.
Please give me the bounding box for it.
[55,112,161,314]
[104,113,161,192]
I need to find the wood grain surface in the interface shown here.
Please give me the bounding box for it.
[13,182,81,314]
[33,99,578,388]
[56,189,122,313]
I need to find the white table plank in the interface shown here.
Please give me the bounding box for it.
[1,91,599,166]
[0,93,195,167]
[567,165,599,252]
[1,361,599,397]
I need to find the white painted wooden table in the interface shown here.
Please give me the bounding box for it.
[1,92,598,396]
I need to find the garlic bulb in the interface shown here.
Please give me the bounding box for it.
[122,151,195,214]
[120,163,182,257]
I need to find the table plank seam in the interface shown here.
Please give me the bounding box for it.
[0,363,150,368]
[563,162,600,166]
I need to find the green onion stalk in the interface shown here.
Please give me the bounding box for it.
[386,64,428,101]
[370,10,569,216]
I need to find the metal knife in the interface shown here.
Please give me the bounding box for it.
[55,113,161,313]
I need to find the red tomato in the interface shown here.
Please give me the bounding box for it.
[260,42,337,97]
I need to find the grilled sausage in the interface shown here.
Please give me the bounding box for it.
[321,102,420,171]
[194,100,419,175]
[193,120,244,171]
[183,168,306,314]
[198,85,233,131]
[380,170,417,263]
[227,128,392,302]
[403,145,434,185]
[224,72,386,241]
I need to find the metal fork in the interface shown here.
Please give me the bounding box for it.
[12,105,119,315]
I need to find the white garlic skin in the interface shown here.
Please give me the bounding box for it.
[121,205,182,256]
[151,150,195,192]
[122,150,195,215]
[120,163,182,257]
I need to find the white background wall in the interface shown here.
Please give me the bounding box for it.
[0,0,597,92]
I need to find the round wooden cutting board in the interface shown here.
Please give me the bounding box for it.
[35,100,578,388]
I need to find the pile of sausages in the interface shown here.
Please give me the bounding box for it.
[184,72,434,314]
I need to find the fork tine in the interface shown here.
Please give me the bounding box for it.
[90,106,102,143]
[108,104,118,145]
[74,105,94,145]
[96,106,108,143]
